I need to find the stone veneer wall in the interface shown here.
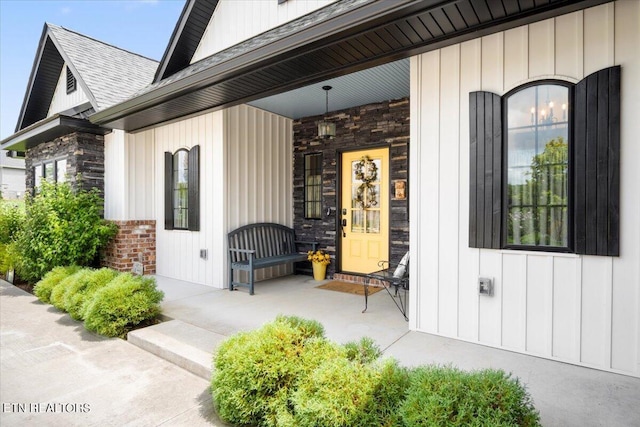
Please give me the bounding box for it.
[102,220,156,274]
[25,131,105,193]
[293,98,410,277]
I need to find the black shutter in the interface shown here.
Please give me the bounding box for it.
[188,145,200,231]
[574,66,620,256]
[469,91,502,249]
[164,152,174,230]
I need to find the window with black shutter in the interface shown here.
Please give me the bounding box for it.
[164,145,200,231]
[469,66,620,256]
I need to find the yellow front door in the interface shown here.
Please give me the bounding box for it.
[340,148,389,273]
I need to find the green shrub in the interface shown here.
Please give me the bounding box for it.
[212,317,540,427]
[399,365,541,427]
[289,357,408,427]
[83,273,164,338]
[344,336,382,364]
[211,315,343,426]
[14,180,117,282]
[50,269,94,311]
[0,201,24,244]
[64,268,119,320]
[33,266,82,304]
[0,202,25,275]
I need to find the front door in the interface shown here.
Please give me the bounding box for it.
[340,147,389,273]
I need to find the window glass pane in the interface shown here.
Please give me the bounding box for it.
[304,153,322,219]
[366,210,380,233]
[351,210,364,233]
[34,166,42,189]
[56,159,67,183]
[507,84,569,247]
[44,162,54,182]
[173,150,189,229]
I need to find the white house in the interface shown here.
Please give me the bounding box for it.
[0,152,25,199]
[2,0,638,378]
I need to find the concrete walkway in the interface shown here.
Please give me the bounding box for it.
[0,280,229,427]
[2,275,640,426]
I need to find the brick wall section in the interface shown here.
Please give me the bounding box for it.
[25,131,105,193]
[102,220,156,274]
[293,98,410,277]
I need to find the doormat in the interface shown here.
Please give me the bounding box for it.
[316,281,383,296]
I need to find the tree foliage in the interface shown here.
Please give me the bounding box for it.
[15,181,117,282]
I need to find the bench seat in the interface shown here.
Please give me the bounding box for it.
[228,223,317,295]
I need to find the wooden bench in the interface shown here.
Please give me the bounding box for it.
[228,223,318,295]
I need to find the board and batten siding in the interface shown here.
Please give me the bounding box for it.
[224,105,294,283]
[105,105,293,288]
[47,64,89,117]
[153,111,225,287]
[410,1,639,376]
[191,0,335,63]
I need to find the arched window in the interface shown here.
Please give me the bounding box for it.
[164,145,200,231]
[173,149,189,229]
[505,82,571,249]
[469,66,620,256]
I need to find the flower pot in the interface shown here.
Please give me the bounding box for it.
[312,262,327,281]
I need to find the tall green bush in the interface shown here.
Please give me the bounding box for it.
[0,201,25,275]
[33,266,82,304]
[64,267,119,320]
[83,273,164,338]
[14,180,117,282]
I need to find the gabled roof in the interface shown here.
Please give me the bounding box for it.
[154,0,219,83]
[16,23,158,132]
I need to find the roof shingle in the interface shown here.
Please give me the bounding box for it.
[48,24,158,111]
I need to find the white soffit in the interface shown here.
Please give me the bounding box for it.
[248,58,409,119]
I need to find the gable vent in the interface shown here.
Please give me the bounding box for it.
[66,66,76,94]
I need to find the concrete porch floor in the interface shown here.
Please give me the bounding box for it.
[149,274,640,427]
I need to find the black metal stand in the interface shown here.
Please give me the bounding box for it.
[362,268,408,321]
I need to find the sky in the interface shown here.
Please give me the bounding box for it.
[0,0,185,140]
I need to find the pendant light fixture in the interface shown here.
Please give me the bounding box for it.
[317,85,336,139]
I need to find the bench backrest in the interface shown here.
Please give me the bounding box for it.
[228,223,298,262]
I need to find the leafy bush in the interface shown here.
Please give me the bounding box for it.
[211,315,343,426]
[0,202,25,275]
[14,180,117,282]
[33,266,82,304]
[0,201,24,244]
[64,268,119,320]
[83,273,164,338]
[50,269,94,311]
[399,365,541,426]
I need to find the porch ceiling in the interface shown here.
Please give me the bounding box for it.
[247,59,410,120]
[91,0,609,132]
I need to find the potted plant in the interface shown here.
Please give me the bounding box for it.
[307,250,331,281]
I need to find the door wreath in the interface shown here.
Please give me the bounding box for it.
[354,155,378,209]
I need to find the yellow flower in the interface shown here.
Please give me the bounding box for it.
[307,250,331,266]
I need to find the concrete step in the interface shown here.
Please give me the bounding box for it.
[127,319,228,380]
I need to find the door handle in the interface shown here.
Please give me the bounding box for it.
[341,218,347,237]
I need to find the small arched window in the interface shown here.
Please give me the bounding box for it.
[505,82,571,249]
[164,145,200,231]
